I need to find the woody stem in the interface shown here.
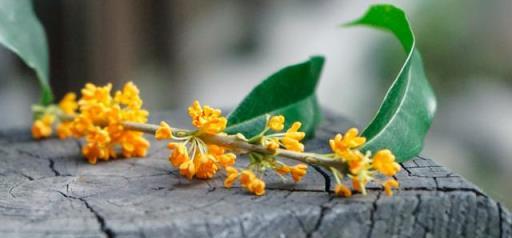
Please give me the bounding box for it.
[121,121,342,170]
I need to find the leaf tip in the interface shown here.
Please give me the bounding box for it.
[341,4,406,28]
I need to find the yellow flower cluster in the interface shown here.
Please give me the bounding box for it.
[31,82,150,164]
[56,93,78,139]
[72,82,150,164]
[222,155,308,196]
[220,115,308,195]
[188,100,227,134]
[32,114,55,139]
[239,170,265,196]
[261,115,306,153]
[329,128,400,197]
[156,109,309,196]
[59,92,78,115]
[222,168,268,196]
[158,101,236,180]
[32,92,77,139]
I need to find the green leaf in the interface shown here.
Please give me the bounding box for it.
[0,0,53,105]
[226,56,324,138]
[346,4,437,162]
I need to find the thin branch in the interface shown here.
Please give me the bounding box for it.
[122,121,342,170]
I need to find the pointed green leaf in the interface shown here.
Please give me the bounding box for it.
[226,56,324,138]
[346,4,437,162]
[0,0,53,105]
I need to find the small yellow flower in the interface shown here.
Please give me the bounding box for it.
[240,170,256,188]
[32,121,51,139]
[275,165,290,175]
[281,137,304,152]
[32,114,54,139]
[201,117,227,135]
[106,123,124,141]
[82,127,111,164]
[56,121,73,139]
[82,145,101,165]
[58,92,78,115]
[195,154,218,179]
[347,151,371,174]
[383,178,399,196]
[372,149,400,176]
[155,121,173,140]
[167,143,189,167]
[264,137,280,152]
[248,178,266,196]
[268,115,285,131]
[207,144,236,168]
[281,122,305,152]
[335,184,352,197]
[188,100,203,122]
[329,128,366,156]
[188,100,227,134]
[80,83,112,106]
[224,166,239,188]
[217,153,236,168]
[121,108,149,123]
[285,122,305,140]
[70,115,93,137]
[82,144,110,165]
[179,160,196,180]
[237,169,266,196]
[114,81,142,109]
[120,132,150,158]
[290,163,308,182]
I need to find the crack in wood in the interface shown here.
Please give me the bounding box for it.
[367,192,381,238]
[20,174,34,181]
[289,209,308,235]
[48,159,61,176]
[498,202,504,238]
[412,194,428,235]
[307,195,334,237]
[56,191,115,238]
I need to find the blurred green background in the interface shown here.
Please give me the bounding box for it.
[0,0,511,208]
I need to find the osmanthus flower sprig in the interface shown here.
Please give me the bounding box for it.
[130,104,401,196]
[31,82,401,197]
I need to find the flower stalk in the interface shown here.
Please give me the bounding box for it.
[123,121,343,171]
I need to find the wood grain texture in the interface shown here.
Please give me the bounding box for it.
[0,111,510,238]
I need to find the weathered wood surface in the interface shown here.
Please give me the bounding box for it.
[0,111,510,238]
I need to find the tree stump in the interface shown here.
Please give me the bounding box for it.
[0,111,510,238]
